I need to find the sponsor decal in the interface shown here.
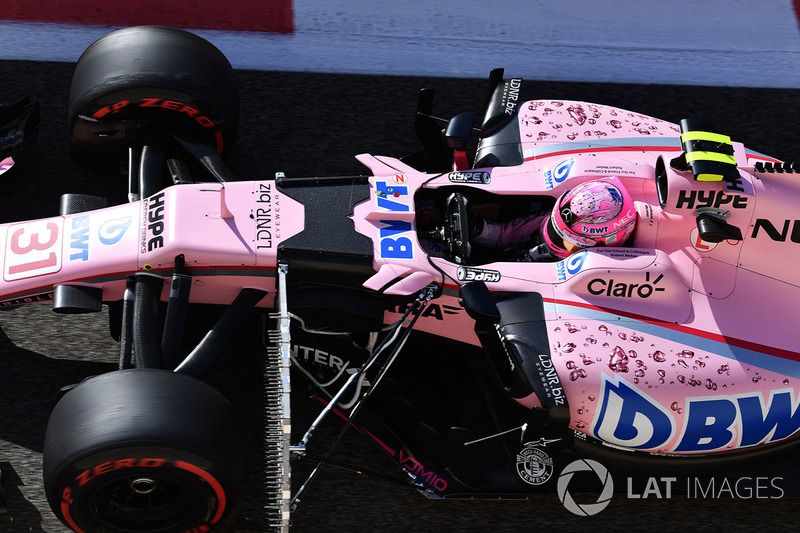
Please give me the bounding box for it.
[378,219,414,259]
[690,226,720,252]
[0,291,53,308]
[533,352,566,406]
[98,216,132,246]
[390,173,407,184]
[4,218,63,280]
[587,272,665,299]
[291,344,349,373]
[614,209,636,230]
[502,78,523,116]
[516,446,554,486]
[456,266,501,282]
[675,190,748,210]
[644,203,654,227]
[256,182,273,249]
[544,158,575,190]
[140,192,165,254]
[447,171,491,184]
[591,375,800,453]
[592,376,675,449]
[68,215,90,261]
[751,218,800,243]
[398,450,448,491]
[576,209,635,238]
[724,173,747,193]
[388,302,460,321]
[375,180,410,212]
[557,249,588,281]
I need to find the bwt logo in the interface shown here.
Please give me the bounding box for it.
[557,250,588,281]
[544,159,574,190]
[375,180,409,212]
[590,375,800,453]
[99,216,132,246]
[378,220,413,259]
[374,180,414,259]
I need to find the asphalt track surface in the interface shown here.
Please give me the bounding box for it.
[1,60,800,532]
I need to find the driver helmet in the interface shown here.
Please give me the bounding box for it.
[541,177,636,259]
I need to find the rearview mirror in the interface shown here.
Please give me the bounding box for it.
[445,112,476,152]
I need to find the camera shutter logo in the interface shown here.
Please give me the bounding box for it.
[557,459,614,516]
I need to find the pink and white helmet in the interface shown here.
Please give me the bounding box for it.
[541,177,636,259]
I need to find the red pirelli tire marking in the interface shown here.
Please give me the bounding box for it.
[60,487,85,533]
[58,456,227,532]
[175,460,228,524]
[90,98,226,153]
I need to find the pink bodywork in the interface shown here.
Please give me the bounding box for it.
[2,100,798,456]
[355,100,800,455]
[0,181,305,309]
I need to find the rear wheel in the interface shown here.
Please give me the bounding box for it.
[68,25,239,174]
[43,369,240,533]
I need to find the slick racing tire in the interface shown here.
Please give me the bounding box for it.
[43,369,241,533]
[68,25,239,173]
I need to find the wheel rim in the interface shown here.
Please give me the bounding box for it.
[43,370,239,532]
[90,472,199,532]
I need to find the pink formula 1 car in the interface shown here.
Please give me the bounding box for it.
[2,26,798,532]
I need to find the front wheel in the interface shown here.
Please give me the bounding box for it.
[43,369,240,532]
[69,25,239,174]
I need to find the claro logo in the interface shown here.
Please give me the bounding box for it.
[588,272,665,299]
